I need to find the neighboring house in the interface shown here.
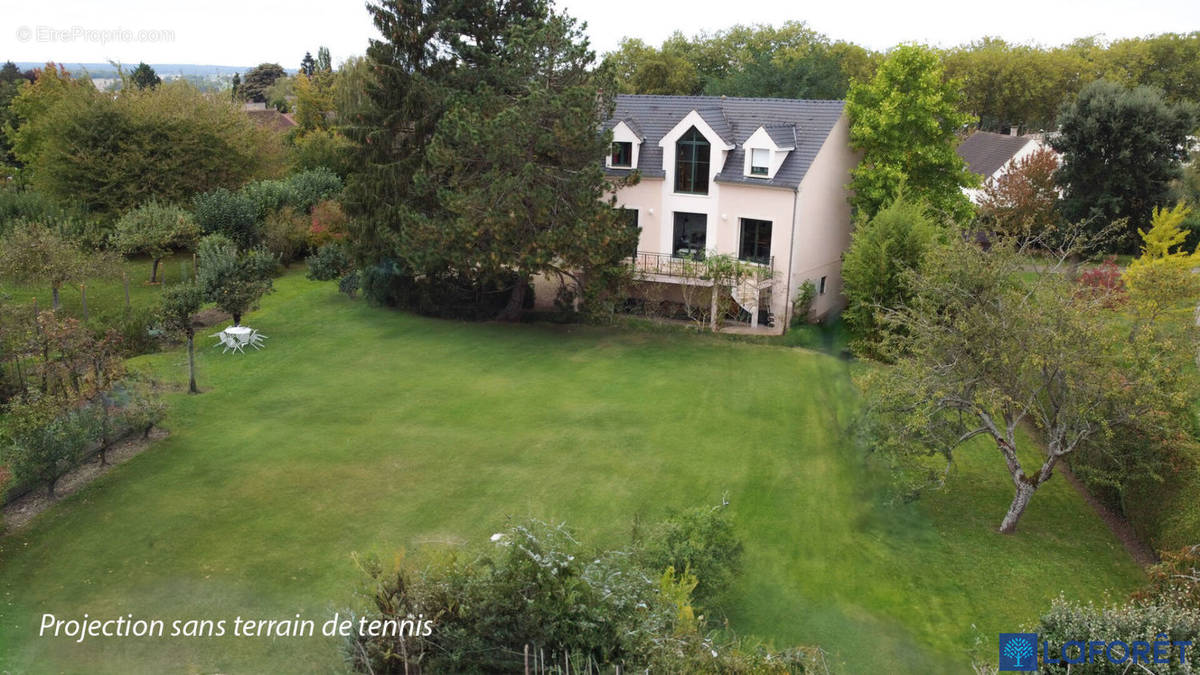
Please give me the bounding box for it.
[957,130,1053,203]
[556,94,857,333]
[242,101,297,132]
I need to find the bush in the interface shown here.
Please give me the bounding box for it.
[1034,596,1200,673]
[1134,545,1200,609]
[306,243,351,282]
[290,128,355,177]
[345,517,819,674]
[262,206,310,264]
[284,167,342,212]
[637,499,744,606]
[360,260,521,320]
[241,178,298,223]
[1,394,99,498]
[1076,257,1127,308]
[193,188,260,249]
[87,306,159,358]
[791,280,817,327]
[842,194,942,356]
[308,199,347,248]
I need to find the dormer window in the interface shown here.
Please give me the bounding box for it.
[611,142,633,168]
[750,148,769,176]
[675,127,710,195]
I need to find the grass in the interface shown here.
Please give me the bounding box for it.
[0,270,1144,673]
[0,252,197,319]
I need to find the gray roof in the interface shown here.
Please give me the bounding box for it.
[604,94,845,189]
[956,131,1036,178]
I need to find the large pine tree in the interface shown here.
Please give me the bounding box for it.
[343,0,635,319]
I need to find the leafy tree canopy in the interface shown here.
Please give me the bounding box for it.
[1052,79,1199,251]
[240,63,286,103]
[846,45,977,222]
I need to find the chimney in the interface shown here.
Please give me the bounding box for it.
[1009,126,1020,137]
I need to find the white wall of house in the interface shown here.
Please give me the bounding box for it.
[788,113,858,323]
[535,110,857,332]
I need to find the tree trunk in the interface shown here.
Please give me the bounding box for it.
[999,480,1036,534]
[497,280,527,322]
[150,258,161,284]
[47,477,57,500]
[51,285,60,311]
[187,332,198,394]
[232,312,242,326]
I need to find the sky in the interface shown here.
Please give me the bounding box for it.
[1,0,1198,69]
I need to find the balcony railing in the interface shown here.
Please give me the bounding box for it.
[630,251,774,281]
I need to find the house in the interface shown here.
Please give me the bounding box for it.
[563,94,857,333]
[242,101,297,132]
[956,130,1053,203]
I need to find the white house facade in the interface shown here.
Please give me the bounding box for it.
[578,94,858,334]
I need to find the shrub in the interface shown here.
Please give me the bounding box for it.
[1134,545,1200,609]
[636,499,744,606]
[87,306,159,358]
[192,188,260,249]
[262,206,310,264]
[1076,257,1127,307]
[305,243,351,282]
[791,279,817,326]
[290,128,355,177]
[241,178,298,223]
[1034,596,1200,673]
[1,394,99,498]
[284,167,342,212]
[308,199,347,248]
[345,517,819,674]
[0,188,86,236]
[841,194,942,356]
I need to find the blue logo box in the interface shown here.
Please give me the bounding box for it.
[999,633,1039,671]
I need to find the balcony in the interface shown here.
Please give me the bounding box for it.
[630,251,774,285]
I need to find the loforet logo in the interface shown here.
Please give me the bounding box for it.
[999,633,1037,671]
[999,632,1194,671]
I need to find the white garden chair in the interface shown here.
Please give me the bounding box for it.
[210,331,245,354]
[248,329,268,349]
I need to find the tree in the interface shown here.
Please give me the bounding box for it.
[0,224,120,309]
[846,45,977,222]
[299,52,316,78]
[240,63,286,103]
[841,193,942,354]
[859,235,1194,534]
[977,147,1062,243]
[113,201,199,283]
[158,282,205,394]
[5,64,94,175]
[129,62,161,90]
[422,11,637,319]
[230,72,241,101]
[17,80,282,217]
[1052,80,1198,250]
[604,38,701,95]
[316,46,332,73]
[345,0,636,320]
[196,234,275,325]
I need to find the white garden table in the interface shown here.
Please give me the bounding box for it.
[224,326,252,345]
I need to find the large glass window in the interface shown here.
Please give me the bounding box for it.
[674,127,710,194]
[739,218,772,264]
[673,212,708,258]
[611,141,633,167]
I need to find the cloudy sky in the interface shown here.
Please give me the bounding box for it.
[2,0,1197,68]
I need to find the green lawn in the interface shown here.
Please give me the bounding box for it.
[0,270,1144,673]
